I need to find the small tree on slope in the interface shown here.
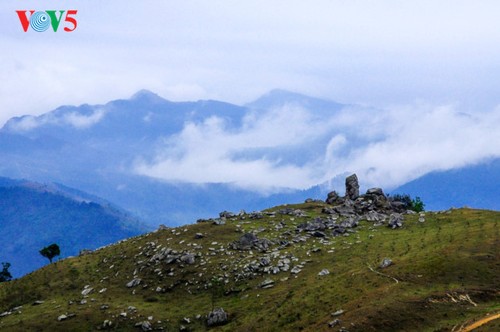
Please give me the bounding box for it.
[40,243,60,263]
[0,262,12,282]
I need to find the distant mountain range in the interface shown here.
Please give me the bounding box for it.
[391,158,500,211]
[0,89,498,230]
[0,177,149,277]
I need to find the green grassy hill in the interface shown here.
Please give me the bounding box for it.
[0,202,498,331]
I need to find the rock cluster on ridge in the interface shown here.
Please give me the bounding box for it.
[323,173,408,226]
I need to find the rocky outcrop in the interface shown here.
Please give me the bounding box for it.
[345,174,360,200]
[324,174,409,228]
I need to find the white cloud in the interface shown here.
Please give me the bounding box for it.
[62,109,106,128]
[135,102,500,192]
[6,108,106,132]
[1,1,500,126]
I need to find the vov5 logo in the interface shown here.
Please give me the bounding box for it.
[16,10,78,32]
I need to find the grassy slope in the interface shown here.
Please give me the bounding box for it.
[0,203,498,331]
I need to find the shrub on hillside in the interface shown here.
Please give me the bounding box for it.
[390,194,425,212]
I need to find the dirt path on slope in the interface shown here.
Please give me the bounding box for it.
[459,312,500,331]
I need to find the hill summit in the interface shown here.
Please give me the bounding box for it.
[0,175,499,331]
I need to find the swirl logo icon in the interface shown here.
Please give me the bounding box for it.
[30,11,50,32]
[17,10,78,33]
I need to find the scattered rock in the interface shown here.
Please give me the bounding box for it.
[232,233,272,252]
[388,214,404,229]
[234,233,257,250]
[135,321,152,331]
[332,309,344,316]
[248,211,264,219]
[126,278,141,288]
[57,314,68,321]
[326,191,341,205]
[219,211,236,218]
[57,313,74,321]
[318,269,330,276]
[79,249,93,256]
[32,300,44,306]
[81,286,94,296]
[206,307,228,327]
[195,233,204,239]
[180,253,196,265]
[328,319,341,327]
[260,279,275,288]
[366,187,384,196]
[102,320,113,328]
[380,258,393,269]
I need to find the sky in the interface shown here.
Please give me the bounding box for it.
[1,1,500,125]
[1,1,500,191]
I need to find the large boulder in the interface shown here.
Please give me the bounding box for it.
[345,174,360,200]
[326,191,340,205]
[206,307,228,326]
[234,233,257,250]
[388,213,404,229]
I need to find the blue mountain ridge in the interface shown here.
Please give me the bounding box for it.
[0,89,498,229]
[0,177,151,278]
[391,158,500,211]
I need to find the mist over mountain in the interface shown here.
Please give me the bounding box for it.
[0,177,150,277]
[0,90,499,227]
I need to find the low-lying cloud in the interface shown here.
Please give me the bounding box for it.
[5,109,106,132]
[135,103,500,193]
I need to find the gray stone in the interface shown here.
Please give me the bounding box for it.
[81,286,93,296]
[326,191,340,204]
[328,319,341,327]
[345,174,359,200]
[135,321,152,331]
[79,249,93,256]
[57,314,68,321]
[126,278,141,288]
[219,211,236,218]
[318,269,330,276]
[180,253,196,265]
[206,307,228,326]
[388,213,404,229]
[260,279,275,288]
[365,210,387,222]
[235,233,257,250]
[380,258,393,268]
[102,320,113,328]
[249,212,264,219]
[366,187,384,196]
[332,309,344,316]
